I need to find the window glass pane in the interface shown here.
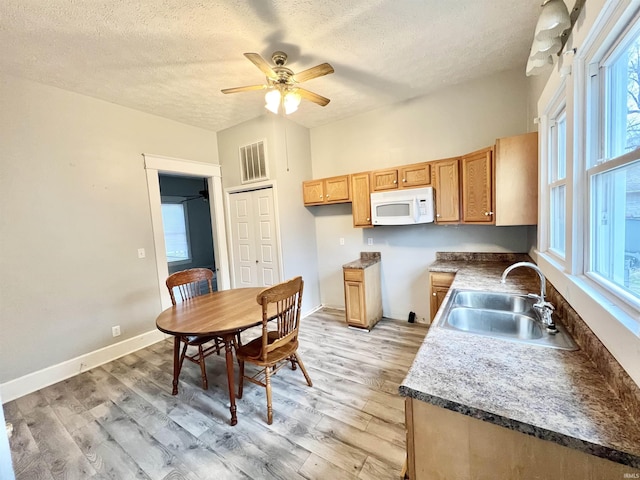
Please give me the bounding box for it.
[607,31,640,159]
[161,203,190,262]
[550,185,566,257]
[557,115,567,180]
[590,160,640,299]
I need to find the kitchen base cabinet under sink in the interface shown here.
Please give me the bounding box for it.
[404,397,639,479]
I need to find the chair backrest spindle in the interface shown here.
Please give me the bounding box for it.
[166,268,214,305]
[256,277,304,362]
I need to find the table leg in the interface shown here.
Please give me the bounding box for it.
[224,334,238,426]
[172,336,180,395]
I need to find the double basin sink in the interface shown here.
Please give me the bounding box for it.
[439,289,577,350]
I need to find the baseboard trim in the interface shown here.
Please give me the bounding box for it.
[1,329,166,403]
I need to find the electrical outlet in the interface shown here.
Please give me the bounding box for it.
[339,238,345,245]
[137,248,146,259]
[367,238,373,246]
[112,325,121,337]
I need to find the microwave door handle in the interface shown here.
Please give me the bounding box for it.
[413,197,419,223]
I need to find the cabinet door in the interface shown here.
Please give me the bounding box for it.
[433,159,460,223]
[325,175,351,203]
[351,173,372,227]
[302,180,324,205]
[461,148,493,223]
[430,272,455,322]
[400,163,431,188]
[495,132,538,226]
[371,169,399,191]
[345,280,366,327]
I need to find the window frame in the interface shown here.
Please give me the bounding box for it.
[549,106,568,260]
[584,9,640,312]
[538,0,640,336]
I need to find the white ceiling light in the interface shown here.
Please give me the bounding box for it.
[535,0,571,41]
[264,87,302,115]
[265,89,281,114]
[526,0,584,76]
[283,90,302,115]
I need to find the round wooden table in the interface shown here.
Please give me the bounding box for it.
[156,287,268,426]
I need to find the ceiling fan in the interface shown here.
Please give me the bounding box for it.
[221,51,334,114]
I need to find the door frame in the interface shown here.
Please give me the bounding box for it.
[225,180,284,288]
[144,153,230,310]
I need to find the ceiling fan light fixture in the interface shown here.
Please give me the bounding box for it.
[535,0,571,41]
[265,89,281,114]
[284,90,302,115]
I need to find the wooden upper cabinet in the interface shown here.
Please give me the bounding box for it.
[371,168,399,191]
[372,162,431,192]
[303,175,351,206]
[351,173,373,228]
[495,132,538,225]
[433,158,460,223]
[461,147,494,224]
[325,175,351,203]
[400,163,431,187]
[302,180,325,205]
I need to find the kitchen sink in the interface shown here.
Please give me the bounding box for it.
[451,290,535,313]
[440,289,578,350]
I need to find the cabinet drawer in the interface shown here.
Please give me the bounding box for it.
[430,272,455,288]
[343,269,364,282]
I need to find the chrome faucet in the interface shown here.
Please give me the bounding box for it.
[501,262,557,333]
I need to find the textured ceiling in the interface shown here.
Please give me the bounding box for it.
[0,1,542,132]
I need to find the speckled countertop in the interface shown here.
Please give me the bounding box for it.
[342,251,381,269]
[400,255,640,468]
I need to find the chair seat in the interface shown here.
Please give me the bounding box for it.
[236,331,298,365]
[183,334,218,346]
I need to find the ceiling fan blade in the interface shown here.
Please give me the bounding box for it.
[244,53,277,79]
[221,84,267,94]
[292,63,334,83]
[297,88,330,107]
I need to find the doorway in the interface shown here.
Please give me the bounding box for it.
[228,187,281,288]
[144,154,230,310]
[159,174,217,290]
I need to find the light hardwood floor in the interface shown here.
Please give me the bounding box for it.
[5,309,428,480]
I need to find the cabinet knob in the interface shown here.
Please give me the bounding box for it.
[432,292,437,296]
[319,195,323,199]
[326,195,330,198]
[436,213,441,218]
[484,211,494,216]
[366,217,370,221]
[393,180,397,184]
[402,178,407,182]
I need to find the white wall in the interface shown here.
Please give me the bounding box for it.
[0,74,219,385]
[310,69,535,321]
[216,115,321,315]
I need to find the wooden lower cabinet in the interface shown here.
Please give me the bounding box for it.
[343,264,382,329]
[429,272,455,323]
[405,398,639,480]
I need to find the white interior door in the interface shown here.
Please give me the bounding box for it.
[229,188,281,287]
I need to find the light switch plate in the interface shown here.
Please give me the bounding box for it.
[137,248,146,259]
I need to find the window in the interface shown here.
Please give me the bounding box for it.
[587,19,640,306]
[161,202,191,263]
[548,109,567,258]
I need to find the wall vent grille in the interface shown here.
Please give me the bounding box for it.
[239,141,268,184]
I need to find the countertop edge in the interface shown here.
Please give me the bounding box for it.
[398,386,640,469]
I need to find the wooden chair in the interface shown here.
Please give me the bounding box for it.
[236,276,312,424]
[166,268,223,393]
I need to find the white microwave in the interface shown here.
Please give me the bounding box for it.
[370,187,435,225]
